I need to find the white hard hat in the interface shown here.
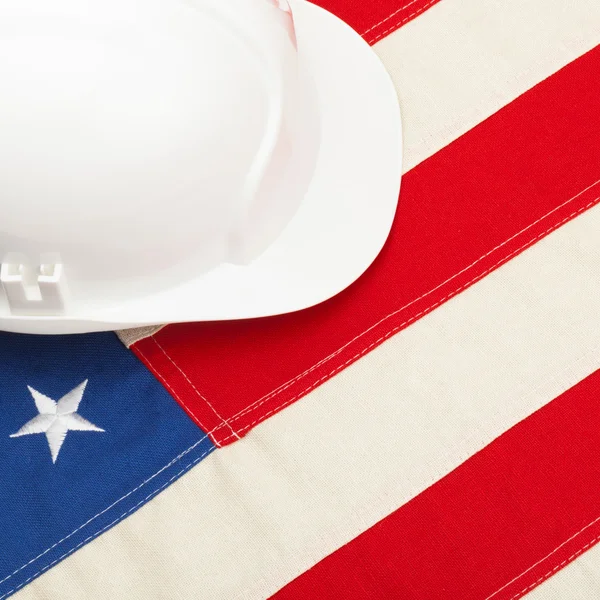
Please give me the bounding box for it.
[0,0,402,334]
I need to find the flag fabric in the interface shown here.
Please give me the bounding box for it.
[0,334,215,599]
[1,0,600,598]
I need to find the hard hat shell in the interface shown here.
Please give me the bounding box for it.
[0,0,402,333]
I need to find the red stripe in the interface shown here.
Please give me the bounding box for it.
[271,368,600,600]
[133,46,600,446]
[310,0,444,44]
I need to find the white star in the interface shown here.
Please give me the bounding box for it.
[10,380,104,463]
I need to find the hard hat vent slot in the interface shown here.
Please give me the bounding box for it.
[3,264,22,278]
[1,259,67,315]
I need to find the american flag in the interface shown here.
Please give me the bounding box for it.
[1,0,600,598]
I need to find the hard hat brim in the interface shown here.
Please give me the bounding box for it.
[2,0,402,334]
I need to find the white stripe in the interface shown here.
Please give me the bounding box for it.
[524,541,600,600]
[377,0,600,171]
[18,206,600,600]
[18,0,600,597]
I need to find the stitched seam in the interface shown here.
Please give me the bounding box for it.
[206,185,600,438]
[484,515,600,600]
[241,343,600,445]
[143,178,599,443]
[230,341,600,454]
[5,339,600,597]
[0,432,210,587]
[368,0,441,44]
[0,444,215,600]
[135,345,218,445]
[151,337,240,441]
[214,193,600,443]
[508,535,600,600]
[10,183,594,590]
[361,0,422,36]
[215,179,600,428]
[232,346,600,599]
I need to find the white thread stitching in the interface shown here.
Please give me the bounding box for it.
[151,337,240,441]
[0,444,215,600]
[484,514,600,600]
[233,344,600,447]
[361,0,422,36]
[134,345,218,445]
[226,322,600,447]
[222,181,600,425]
[508,535,600,600]
[213,193,600,443]
[9,184,596,592]
[5,339,600,595]
[223,196,599,439]
[367,0,441,44]
[204,182,600,440]
[233,344,600,599]
[10,381,104,465]
[0,432,210,588]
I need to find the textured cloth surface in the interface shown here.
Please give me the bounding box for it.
[3,0,600,598]
[0,333,214,600]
